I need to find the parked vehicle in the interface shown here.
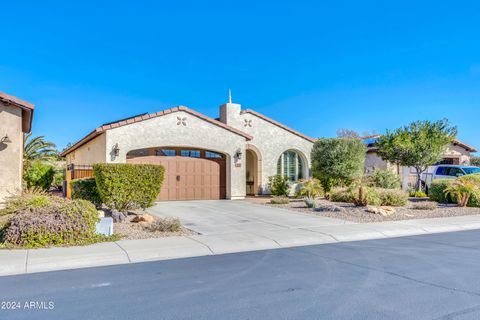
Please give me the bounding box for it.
[421,165,480,191]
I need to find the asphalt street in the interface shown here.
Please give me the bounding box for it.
[2,230,480,319]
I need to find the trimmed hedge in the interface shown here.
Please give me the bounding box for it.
[93,163,165,211]
[3,197,99,248]
[429,175,480,207]
[71,178,102,206]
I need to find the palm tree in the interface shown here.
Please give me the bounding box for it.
[23,133,58,170]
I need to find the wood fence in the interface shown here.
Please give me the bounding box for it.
[65,164,94,198]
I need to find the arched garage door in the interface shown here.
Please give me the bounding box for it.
[127,147,226,201]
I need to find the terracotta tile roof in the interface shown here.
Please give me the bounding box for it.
[0,91,35,133]
[240,109,316,143]
[61,106,253,156]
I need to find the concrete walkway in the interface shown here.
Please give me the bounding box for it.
[2,201,480,276]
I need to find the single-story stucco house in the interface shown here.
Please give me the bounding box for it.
[363,134,477,190]
[61,99,315,200]
[0,92,34,205]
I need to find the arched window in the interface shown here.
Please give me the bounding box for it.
[277,150,304,181]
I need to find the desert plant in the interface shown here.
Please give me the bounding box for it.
[270,196,290,204]
[376,188,409,207]
[311,138,367,193]
[367,169,401,189]
[93,163,165,211]
[330,188,355,203]
[145,217,182,232]
[295,178,323,198]
[71,178,102,207]
[444,176,478,207]
[412,201,437,210]
[304,197,317,208]
[429,179,455,203]
[3,197,99,248]
[376,119,457,191]
[24,161,55,191]
[268,175,290,196]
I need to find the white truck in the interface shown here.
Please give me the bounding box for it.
[421,165,480,192]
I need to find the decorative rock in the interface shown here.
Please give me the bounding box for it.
[315,204,346,213]
[111,210,126,223]
[366,206,396,216]
[131,214,155,224]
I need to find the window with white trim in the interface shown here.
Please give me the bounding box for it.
[277,150,304,181]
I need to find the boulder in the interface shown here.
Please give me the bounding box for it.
[366,206,396,216]
[131,214,155,224]
[111,210,126,223]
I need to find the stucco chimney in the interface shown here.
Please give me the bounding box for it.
[219,102,241,125]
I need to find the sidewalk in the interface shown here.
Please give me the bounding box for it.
[2,214,480,276]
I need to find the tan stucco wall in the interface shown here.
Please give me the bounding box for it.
[220,103,313,194]
[65,133,106,166]
[0,102,23,205]
[104,111,248,199]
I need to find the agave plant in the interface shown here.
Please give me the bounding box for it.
[444,177,478,207]
[23,133,58,170]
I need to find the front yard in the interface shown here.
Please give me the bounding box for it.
[252,197,480,223]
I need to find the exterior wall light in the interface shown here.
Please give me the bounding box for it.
[1,134,11,144]
[113,143,120,157]
[235,149,242,160]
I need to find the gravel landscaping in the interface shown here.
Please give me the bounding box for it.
[105,211,196,240]
[251,197,480,223]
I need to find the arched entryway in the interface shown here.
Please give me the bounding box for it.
[245,144,262,195]
[127,147,227,201]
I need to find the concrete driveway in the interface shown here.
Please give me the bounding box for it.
[148,200,352,235]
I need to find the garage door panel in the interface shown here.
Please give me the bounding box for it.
[127,154,226,201]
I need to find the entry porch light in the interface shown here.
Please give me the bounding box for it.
[235,149,242,160]
[1,134,11,144]
[113,143,120,157]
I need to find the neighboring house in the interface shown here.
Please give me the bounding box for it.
[363,134,477,189]
[0,92,34,205]
[61,98,315,201]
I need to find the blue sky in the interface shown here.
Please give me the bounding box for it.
[2,1,480,151]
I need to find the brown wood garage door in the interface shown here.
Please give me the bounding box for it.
[127,154,226,201]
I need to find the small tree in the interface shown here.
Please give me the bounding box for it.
[377,119,457,191]
[311,138,367,193]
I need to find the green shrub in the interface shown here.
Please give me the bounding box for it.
[410,191,428,198]
[52,167,66,191]
[0,190,52,216]
[295,178,323,198]
[71,178,102,206]
[376,188,409,207]
[93,163,165,211]
[270,196,290,204]
[330,188,355,203]
[24,161,55,191]
[367,169,401,189]
[311,138,367,192]
[429,179,455,203]
[412,201,437,210]
[3,197,99,248]
[145,217,182,232]
[268,175,290,196]
[331,187,407,207]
